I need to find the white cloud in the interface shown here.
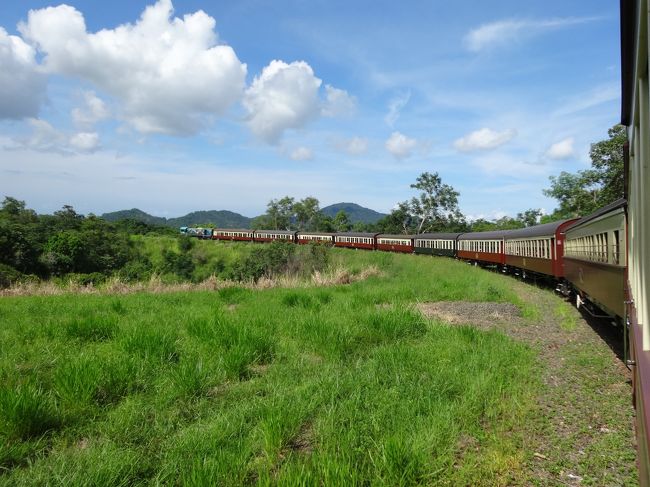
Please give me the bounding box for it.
[545,137,575,160]
[384,91,410,127]
[464,17,598,52]
[385,131,417,159]
[19,0,247,135]
[72,91,110,129]
[69,132,100,152]
[8,118,99,154]
[454,128,517,152]
[243,60,322,143]
[322,85,356,117]
[0,27,47,119]
[289,146,313,161]
[338,136,368,156]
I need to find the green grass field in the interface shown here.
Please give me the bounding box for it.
[0,244,632,485]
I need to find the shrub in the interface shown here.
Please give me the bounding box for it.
[0,263,22,288]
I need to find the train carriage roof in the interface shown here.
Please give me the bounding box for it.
[564,198,627,232]
[335,232,380,237]
[297,232,336,236]
[377,234,416,239]
[503,219,577,240]
[414,232,463,240]
[458,230,509,240]
[214,228,253,232]
[253,229,296,235]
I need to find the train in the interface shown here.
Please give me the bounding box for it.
[182,210,623,323]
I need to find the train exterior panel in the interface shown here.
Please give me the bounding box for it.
[253,230,297,243]
[376,235,414,253]
[563,200,626,318]
[296,233,335,245]
[212,229,254,241]
[413,233,461,257]
[457,231,506,265]
[504,219,578,278]
[334,233,378,250]
[621,0,650,478]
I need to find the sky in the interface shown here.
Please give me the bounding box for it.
[0,0,622,219]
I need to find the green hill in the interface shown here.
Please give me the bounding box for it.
[100,209,167,226]
[321,202,387,224]
[101,209,251,228]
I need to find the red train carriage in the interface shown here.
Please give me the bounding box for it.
[504,219,578,278]
[212,229,254,241]
[253,230,297,243]
[334,232,378,250]
[296,232,335,245]
[376,234,414,253]
[457,231,506,266]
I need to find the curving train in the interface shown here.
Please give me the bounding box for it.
[183,198,627,325]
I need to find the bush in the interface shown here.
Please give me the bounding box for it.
[118,259,153,282]
[0,263,23,288]
[66,272,107,287]
[228,240,295,282]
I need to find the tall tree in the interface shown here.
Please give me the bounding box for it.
[408,172,463,234]
[333,210,352,232]
[544,125,625,218]
[516,208,542,227]
[294,196,320,231]
[266,196,295,230]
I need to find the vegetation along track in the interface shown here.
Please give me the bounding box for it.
[0,248,637,485]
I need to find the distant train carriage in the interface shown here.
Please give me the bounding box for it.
[457,231,506,266]
[563,199,627,318]
[376,234,414,253]
[413,233,461,257]
[296,232,335,245]
[212,229,254,241]
[334,232,378,250]
[253,230,297,243]
[504,219,578,278]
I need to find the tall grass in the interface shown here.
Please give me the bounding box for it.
[0,248,539,485]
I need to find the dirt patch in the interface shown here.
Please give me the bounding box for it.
[286,422,314,455]
[417,301,520,327]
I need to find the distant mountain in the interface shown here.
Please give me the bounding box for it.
[101,209,167,226]
[101,208,251,228]
[321,202,387,224]
[166,211,251,228]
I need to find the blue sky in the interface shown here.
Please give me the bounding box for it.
[0,0,621,219]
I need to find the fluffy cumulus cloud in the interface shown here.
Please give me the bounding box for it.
[18,0,247,135]
[8,118,99,154]
[545,137,575,160]
[72,91,110,129]
[453,128,517,152]
[289,146,313,161]
[322,85,356,117]
[243,60,322,143]
[464,17,597,52]
[385,131,417,159]
[0,27,47,119]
